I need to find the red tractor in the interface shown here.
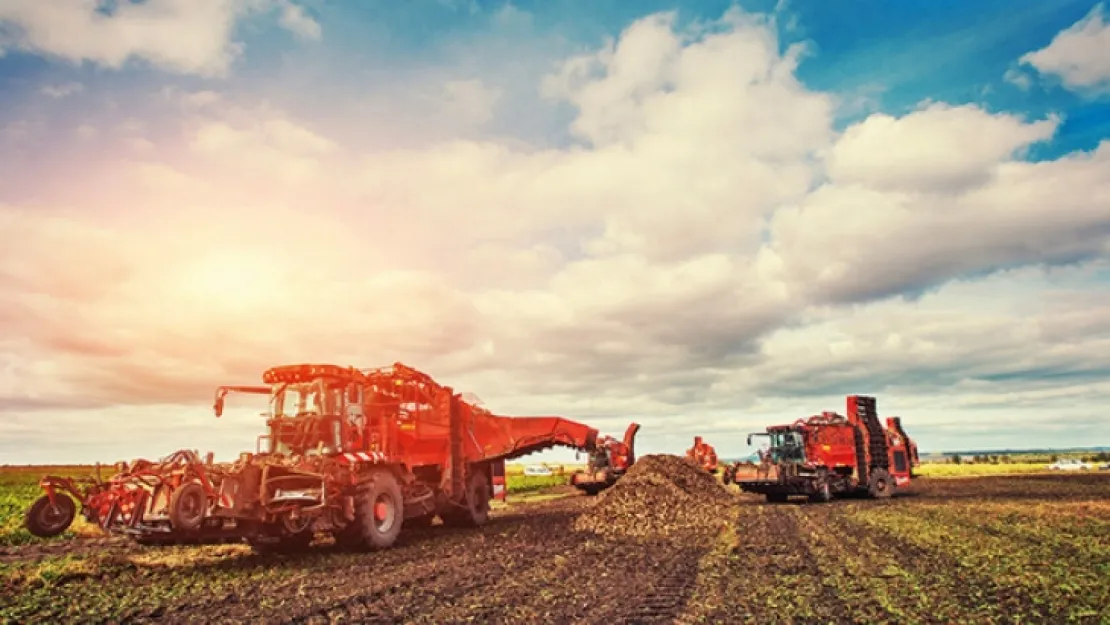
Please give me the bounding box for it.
[569,423,640,495]
[24,362,633,553]
[729,395,919,503]
[685,436,719,474]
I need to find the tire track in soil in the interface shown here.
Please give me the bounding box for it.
[274,498,591,624]
[690,502,854,623]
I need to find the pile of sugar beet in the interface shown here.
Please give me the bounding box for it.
[573,454,737,542]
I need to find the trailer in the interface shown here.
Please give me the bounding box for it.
[24,362,633,553]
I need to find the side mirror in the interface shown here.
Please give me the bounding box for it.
[214,397,224,418]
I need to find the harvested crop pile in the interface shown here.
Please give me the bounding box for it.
[573,454,735,543]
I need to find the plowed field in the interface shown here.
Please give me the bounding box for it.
[2,463,1109,624]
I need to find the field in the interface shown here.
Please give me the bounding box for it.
[2,463,1109,624]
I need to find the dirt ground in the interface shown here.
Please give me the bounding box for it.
[2,466,1109,624]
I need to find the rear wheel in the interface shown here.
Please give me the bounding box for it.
[442,467,492,527]
[345,469,404,551]
[169,482,207,532]
[25,494,77,538]
[868,468,894,499]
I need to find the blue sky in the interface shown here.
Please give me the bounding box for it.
[1,0,1110,464]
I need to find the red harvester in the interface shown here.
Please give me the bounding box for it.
[568,423,640,495]
[725,395,919,503]
[24,362,634,553]
[685,436,719,474]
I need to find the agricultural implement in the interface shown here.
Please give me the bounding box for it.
[569,423,640,495]
[725,395,919,503]
[686,436,719,474]
[25,362,633,553]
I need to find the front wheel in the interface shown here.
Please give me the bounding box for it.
[442,467,492,527]
[352,469,404,550]
[868,468,894,499]
[25,494,77,538]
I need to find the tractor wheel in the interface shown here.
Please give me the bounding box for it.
[868,468,894,499]
[169,482,207,532]
[25,494,77,538]
[441,468,492,528]
[351,469,404,550]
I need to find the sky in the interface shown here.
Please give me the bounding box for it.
[2,0,1110,465]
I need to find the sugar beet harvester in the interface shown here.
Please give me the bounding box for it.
[725,395,920,503]
[568,422,640,495]
[24,362,637,554]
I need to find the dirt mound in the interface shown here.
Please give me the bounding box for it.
[573,454,735,542]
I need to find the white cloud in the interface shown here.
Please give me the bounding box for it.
[0,0,321,77]
[1003,68,1033,91]
[442,79,503,126]
[277,0,321,40]
[40,81,83,98]
[1019,3,1110,93]
[825,103,1059,193]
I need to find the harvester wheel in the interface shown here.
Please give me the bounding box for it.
[25,494,77,538]
[352,469,404,550]
[441,468,492,528]
[868,468,894,499]
[169,482,207,533]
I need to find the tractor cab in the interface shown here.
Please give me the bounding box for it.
[214,365,367,458]
[748,428,807,464]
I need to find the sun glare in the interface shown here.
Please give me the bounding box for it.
[176,251,280,310]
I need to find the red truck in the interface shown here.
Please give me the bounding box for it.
[24,362,634,553]
[730,395,920,503]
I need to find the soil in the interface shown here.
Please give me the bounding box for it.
[2,463,1109,624]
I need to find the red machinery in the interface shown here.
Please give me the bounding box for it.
[568,423,640,495]
[733,395,919,503]
[685,436,719,474]
[24,362,631,553]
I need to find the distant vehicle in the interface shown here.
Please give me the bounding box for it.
[523,465,553,476]
[1048,459,1092,471]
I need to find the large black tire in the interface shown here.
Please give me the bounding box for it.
[25,494,77,538]
[169,482,207,532]
[347,469,404,551]
[868,468,894,499]
[441,468,492,528]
